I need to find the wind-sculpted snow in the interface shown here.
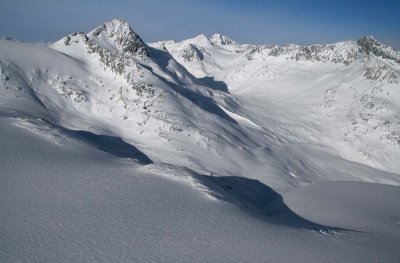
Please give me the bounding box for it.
[1,116,400,262]
[141,164,345,230]
[1,18,400,262]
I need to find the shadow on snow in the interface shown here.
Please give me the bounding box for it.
[196,174,347,232]
[69,130,153,164]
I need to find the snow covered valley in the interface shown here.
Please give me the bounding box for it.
[1,19,400,262]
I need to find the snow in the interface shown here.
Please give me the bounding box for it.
[1,116,400,263]
[161,33,400,174]
[209,33,238,46]
[281,180,400,231]
[1,18,400,262]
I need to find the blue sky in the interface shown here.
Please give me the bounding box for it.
[1,0,399,48]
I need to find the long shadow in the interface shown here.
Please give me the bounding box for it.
[48,122,153,164]
[197,174,345,231]
[67,130,153,164]
[10,116,153,164]
[148,46,229,93]
[147,47,236,123]
[197,76,229,92]
[28,116,342,230]
[162,77,237,123]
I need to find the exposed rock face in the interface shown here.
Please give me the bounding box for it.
[210,34,238,46]
[89,18,149,57]
[181,44,205,62]
[242,35,400,67]
[261,42,361,64]
[357,36,400,63]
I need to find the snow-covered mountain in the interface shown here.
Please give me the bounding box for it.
[157,32,400,173]
[1,18,400,263]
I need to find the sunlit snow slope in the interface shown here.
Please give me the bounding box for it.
[1,18,400,262]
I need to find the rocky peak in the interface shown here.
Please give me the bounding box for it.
[210,33,237,45]
[357,35,400,63]
[62,32,89,46]
[181,44,205,62]
[357,36,382,54]
[88,18,149,57]
[93,18,131,36]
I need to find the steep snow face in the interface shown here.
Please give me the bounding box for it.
[155,35,243,78]
[185,34,213,47]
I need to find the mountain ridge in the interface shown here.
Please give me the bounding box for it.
[1,17,400,185]
[1,18,400,263]
[168,32,400,66]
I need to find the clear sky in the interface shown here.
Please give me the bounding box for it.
[1,0,399,49]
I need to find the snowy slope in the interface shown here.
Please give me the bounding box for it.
[159,33,400,173]
[2,115,400,263]
[1,18,400,262]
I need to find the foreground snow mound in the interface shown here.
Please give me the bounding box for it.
[281,181,400,231]
[1,116,400,263]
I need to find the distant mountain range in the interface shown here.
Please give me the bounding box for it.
[2,18,400,183]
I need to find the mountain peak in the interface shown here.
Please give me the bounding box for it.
[193,34,208,40]
[90,18,131,38]
[183,34,212,47]
[356,35,400,63]
[88,18,149,57]
[210,33,237,45]
[110,17,129,25]
[357,35,381,48]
